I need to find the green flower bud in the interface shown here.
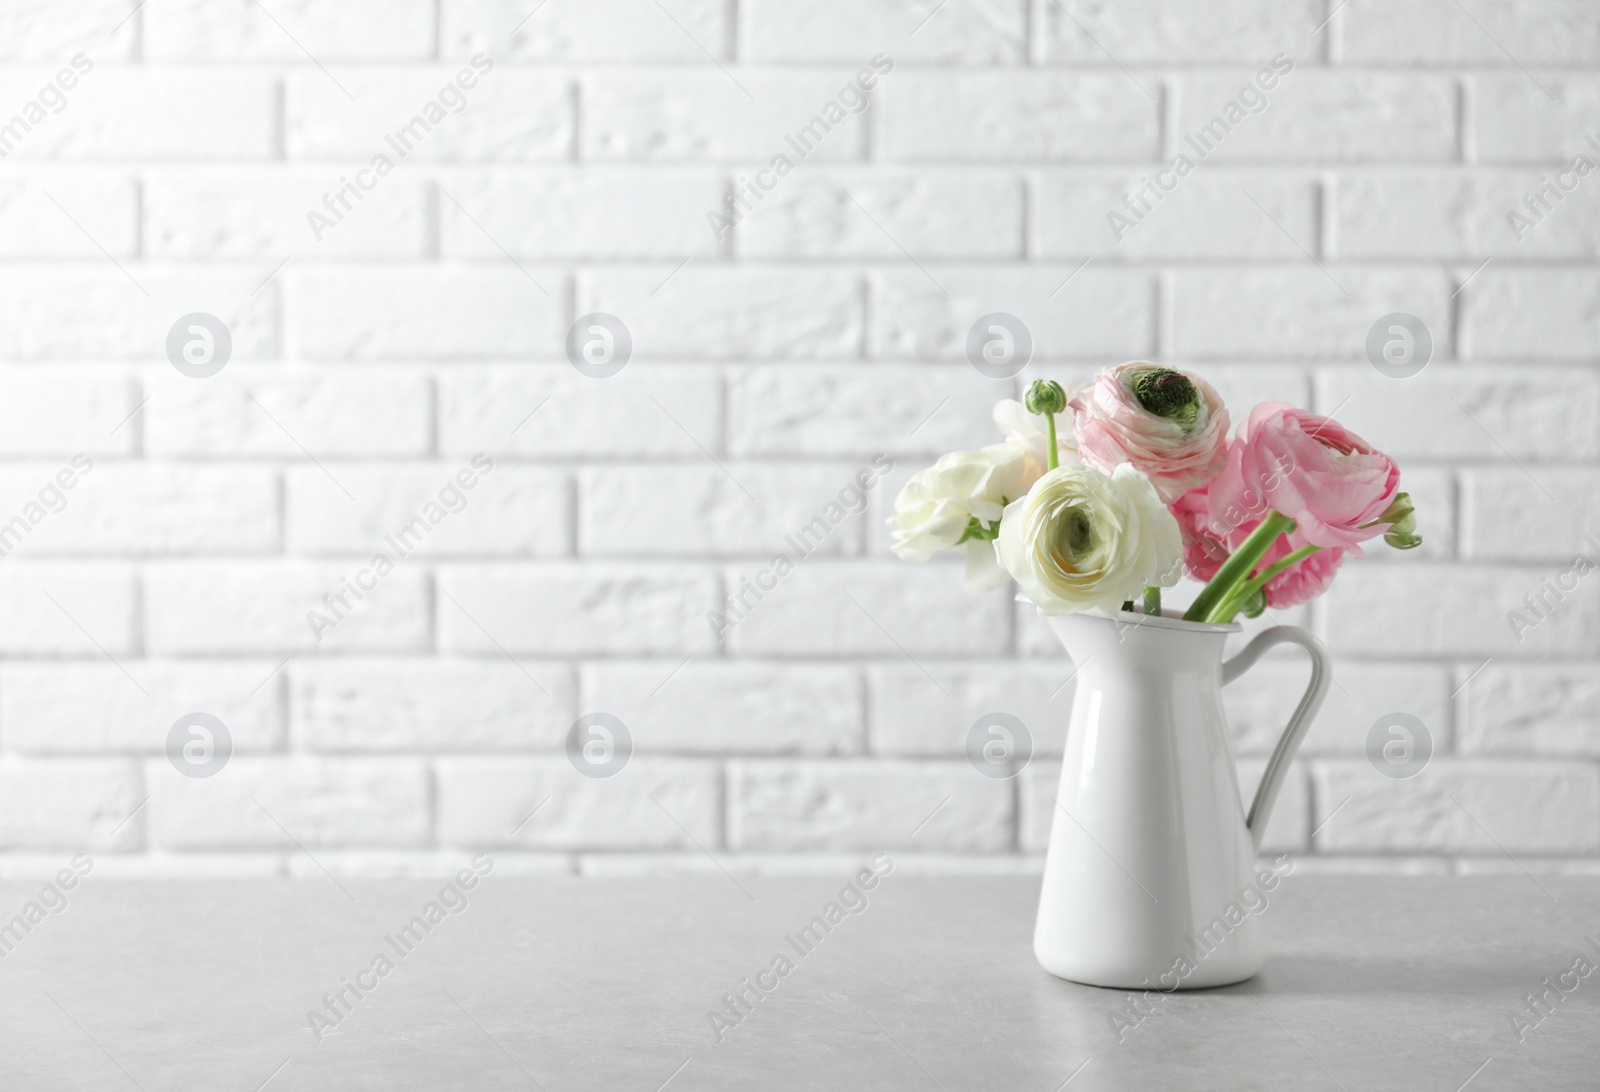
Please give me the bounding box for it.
[1024,378,1068,416]
[1132,368,1199,429]
[1368,491,1422,550]
[1241,586,1267,618]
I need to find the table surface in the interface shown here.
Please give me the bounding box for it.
[0,871,1595,1090]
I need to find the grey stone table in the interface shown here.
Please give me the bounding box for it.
[0,873,1595,1090]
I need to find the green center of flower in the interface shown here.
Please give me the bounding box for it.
[1051,506,1096,569]
[1132,368,1199,430]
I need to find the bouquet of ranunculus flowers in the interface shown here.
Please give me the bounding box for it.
[890,363,1420,623]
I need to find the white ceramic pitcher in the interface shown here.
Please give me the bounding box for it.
[1033,609,1331,989]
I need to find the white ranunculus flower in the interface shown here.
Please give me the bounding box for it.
[995,463,1183,615]
[994,397,1078,479]
[889,443,1035,592]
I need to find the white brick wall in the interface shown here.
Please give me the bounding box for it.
[0,0,1595,877]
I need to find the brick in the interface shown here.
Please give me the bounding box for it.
[150,757,430,849]
[0,759,143,850]
[441,168,722,258]
[0,174,137,257]
[739,169,1024,258]
[730,759,1012,851]
[0,463,277,557]
[574,854,758,877]
[7,853,286,878]
[443,0,730,60]
[438,367,721,458]
[1,662,284,755]
[873,268,1155,359]
[0,0,137,59]
[144,563,432,654]
[578,266,862,360]
[868,662,1075,756]
[1039,172,1317,259]
[1171,268,1450,359]
[582,661,864,754]
[1019,759,1309,853]
[576,852,1040,876]
[0,269,277,360]
[287,69,573,162]
[0,566,136,655]
[1226,658,1453,757]
[0,69,276,160]
[1174,72,1456,163]
[1316,366,1600,461]
[286,850,572,878]
[578,463,876,557]
[1311,760,1600,854]
[720,561,1010,656]
[727,368,996,461]
[436,756,720,849]
[883,72,1158,161]
[291,267,567,360]
[287,463,568,558]
[1463,468,1600,561]
[583,71,869,161]
[438,564,719,655]
[145,169,431,259]
[1461,664,1600,758]
[1331,170,1600,260]
[291,660,574,752]
[1322,564,1600,658]
[145,368,432,457]
[1341,0,1600,64]
[747,0,1024,62]
[1037,0,1321,62]
[1462,270,1600,360]
[1473,74,1600,161]
[0,371,139,456]
[145,0,435,59]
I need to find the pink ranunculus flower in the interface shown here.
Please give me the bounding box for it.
[1169,485,1229,583]
[1068,362,1230,503]
[1207,403,1400,556]
[1258,533,1345,608]
[1173,484,1346,608]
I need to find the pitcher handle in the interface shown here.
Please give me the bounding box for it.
[1221,625,1332,851]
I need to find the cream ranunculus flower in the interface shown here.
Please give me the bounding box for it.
[889,443,1036,592]
[995,463,1183,615]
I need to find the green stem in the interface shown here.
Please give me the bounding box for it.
[1182,511,1296,623]
[1210,543,1320,624]
[1121,599,1135,613]
[1044,412,1059,472]
[1143,586,1161,616]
